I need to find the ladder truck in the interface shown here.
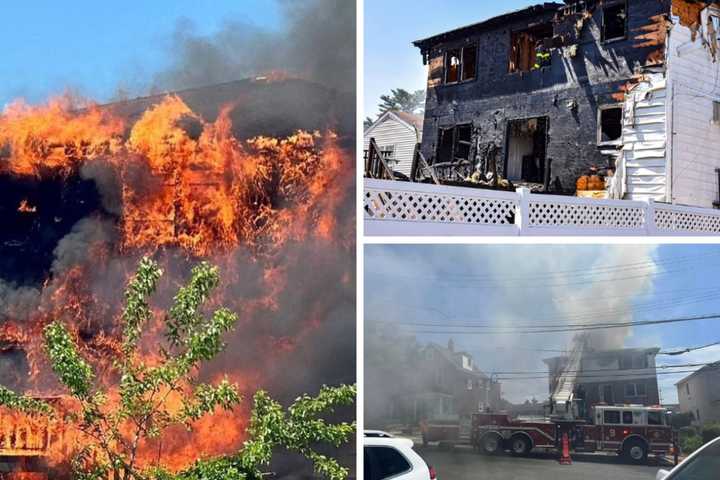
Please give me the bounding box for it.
[470,341,677,464]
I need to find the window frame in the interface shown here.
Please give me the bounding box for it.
[604,410,621,424]
[597,104,624,146]
[435,123,474,164]
[443,43,478,85]
[601,0,628,44]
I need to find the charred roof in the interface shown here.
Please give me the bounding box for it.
[413,2,563,55]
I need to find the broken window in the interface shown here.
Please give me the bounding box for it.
[462,46,477,81]
[598,106,623,144]
[445,48,461,83]
[509,23,553,73]
[506,117,548,183]
[444,45,477,84]
[602,2,627,42]
[435,124,473,164]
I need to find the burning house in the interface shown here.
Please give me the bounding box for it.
[544,346,661,417]
[410,0,720,208]
[0,77,355,477]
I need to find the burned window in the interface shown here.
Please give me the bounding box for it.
[444,45,477,84]
[445,49,461,83]
[506,117,548,183]
[509,23,553,73]
[598,106,623,144]
[435,124,473,164]
[602,2,627,42]
[462,46,477,81]
[455,124,472,161]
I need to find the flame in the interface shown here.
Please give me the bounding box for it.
[17,200,37,213]
[0,91,353,473]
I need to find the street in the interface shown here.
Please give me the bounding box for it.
[416,445,672,480]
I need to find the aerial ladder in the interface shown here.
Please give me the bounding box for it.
[550,336,586,420]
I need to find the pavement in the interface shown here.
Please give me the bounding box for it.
[415,445,674,480]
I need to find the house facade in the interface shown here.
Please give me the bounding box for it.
[544,347,661,417]
[363,110,423,178]
[676,364,720,425]
[365,329,501,427]
[412,0,720,208]
[397,340,501,423]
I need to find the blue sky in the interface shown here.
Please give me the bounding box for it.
[365,244,720,404]
[0,1,282,107]
[364,0,538,118]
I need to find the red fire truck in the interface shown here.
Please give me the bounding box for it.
[471,404,677,464]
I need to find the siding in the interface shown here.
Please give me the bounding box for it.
[667,11,720,207]
[619,73,668,202]
[363,114,420,177]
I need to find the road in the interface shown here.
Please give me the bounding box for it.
[416,445,672,480]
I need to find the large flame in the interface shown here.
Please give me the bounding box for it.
[0,92,353,473]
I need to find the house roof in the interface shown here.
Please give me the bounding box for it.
[412,3,563,51]
[364,110,423,138]
[543,347,661,365]
[424,342,489,379]
[100,77,352,140]
[393,111,424,132]
[675,362,720,386]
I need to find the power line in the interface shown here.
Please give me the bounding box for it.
[403,313,720,334]
[490,362,718,376]
[372,288,720,326]
[367,252,720,289]
[659,341,720,355]
[496,366,719,382]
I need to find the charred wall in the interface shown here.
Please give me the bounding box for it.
[418,0,671,192]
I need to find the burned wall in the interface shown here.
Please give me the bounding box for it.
[419,0,671,192]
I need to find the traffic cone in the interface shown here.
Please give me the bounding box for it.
[559,432,572,465]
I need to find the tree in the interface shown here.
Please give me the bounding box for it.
[377,88,425,116]
[0,257,355,480]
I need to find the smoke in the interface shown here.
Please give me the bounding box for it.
[152,0,356,94]
[364,245,659,411]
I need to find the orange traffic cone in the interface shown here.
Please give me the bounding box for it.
[559,432,572,465]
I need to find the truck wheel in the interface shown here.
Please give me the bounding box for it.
[509,434,531,456]
[480,433,503,455]
[623,439,648,464]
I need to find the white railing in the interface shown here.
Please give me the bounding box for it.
[364,179,720,236]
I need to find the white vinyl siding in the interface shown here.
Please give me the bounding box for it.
[364,113,421,177]
[666,10,720,208]
[619,73,668,202]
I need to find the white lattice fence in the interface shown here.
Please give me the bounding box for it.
[526,196,647,234]
[364,180,518,234]
[363,179,720,236]
[654,204,720,234]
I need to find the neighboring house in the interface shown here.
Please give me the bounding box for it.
[363,110,423,178]
[411,0,720,207]
[544,347,661,416]
[676,363,720,426]
[393,340,501,424]
[365,327,501,427]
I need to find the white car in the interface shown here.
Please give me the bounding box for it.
[656,436,720,480]
[364,434,437,480]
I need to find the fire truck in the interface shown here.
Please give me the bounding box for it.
[471,403,676,463]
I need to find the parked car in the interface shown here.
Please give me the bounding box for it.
[364,430,394,438]
[364,433,437,480]
[656,436,720,480]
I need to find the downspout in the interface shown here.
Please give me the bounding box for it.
[666,23,675,205]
